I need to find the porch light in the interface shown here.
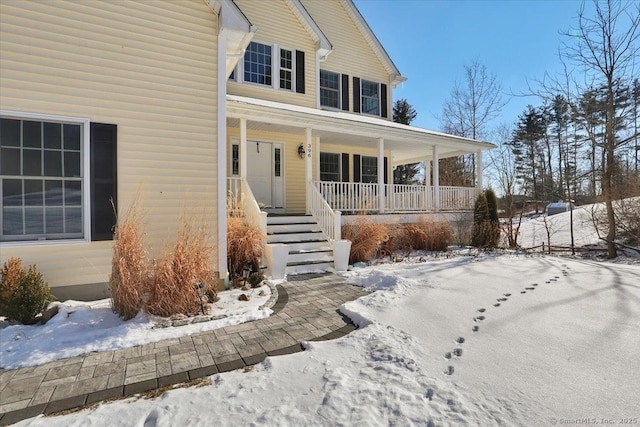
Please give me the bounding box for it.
[297,143,305,159]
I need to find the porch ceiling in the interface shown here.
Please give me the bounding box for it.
[226,95,495,165]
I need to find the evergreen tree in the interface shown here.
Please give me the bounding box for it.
[392,99,421,184]
[471,190,500,248]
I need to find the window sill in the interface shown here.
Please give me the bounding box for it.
[0,238,91,248]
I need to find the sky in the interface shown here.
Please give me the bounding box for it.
[354,0,595,140]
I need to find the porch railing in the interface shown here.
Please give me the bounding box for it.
[313,181,477,212]
[308,181,341,241]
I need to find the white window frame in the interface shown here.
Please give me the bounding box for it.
[319,69,341,111]
[0,110,91,247]
[361,79,381,117]
[360,155,378,183]
[319,151,342,182]
[236,41,296,92]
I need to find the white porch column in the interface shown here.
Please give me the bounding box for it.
[476,150,483,190]
[378,138,385,213]
[217,34,228,286]
[432,145,440,212]
[305,128,313,213]
[424,158,431,211]
[239,118,247,178]
[315,136,321,181]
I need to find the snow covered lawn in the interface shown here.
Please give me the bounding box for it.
[15,254,640,426]
[0,284,272,370]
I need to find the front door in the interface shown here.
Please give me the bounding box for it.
[246,140,284,209]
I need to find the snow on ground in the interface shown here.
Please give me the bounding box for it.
[517,204,602,248]
[0,285,272,370]
[15,254,640,426]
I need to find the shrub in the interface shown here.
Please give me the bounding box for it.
[147,218,216,317]
[110,200,150,320]
[472,190,500,248]
[402,217,454,252]
[0,257,52,324]
[227,216,265,280]
[341,216,388,263]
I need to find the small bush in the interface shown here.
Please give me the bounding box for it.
[472,190,500,248]
[147,218,216,317]
[227,216,265,280]
[110,200,150,320]
[341,216,389,263]
[402,218,454,252]
[0,257,52,324]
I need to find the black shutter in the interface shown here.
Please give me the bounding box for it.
[384,157,388,184]
[341,153,349,182]
[341,74,350,111]
[381,83,388,118]
[353,154,361,182]
[90,123,117,241]
[295,50,305,94]
[353,77,361,113]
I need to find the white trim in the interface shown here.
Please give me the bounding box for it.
[217,34,229,284]
[283,0,333,59]
[275,43,296,93]
[238,40,301,94]
[360,78,381,117]
[319,69,342,110]
[378,138,384,213]
[0,110,91,247]
[318,150,342,181]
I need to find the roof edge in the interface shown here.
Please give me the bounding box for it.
[284,0,334,59]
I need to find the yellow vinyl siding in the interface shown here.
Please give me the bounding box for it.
[301,0,391,118]
[227,0,317,108]
[0,0,219,290]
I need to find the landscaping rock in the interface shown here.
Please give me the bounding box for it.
[238,293,250,301]
[40,305,59,324]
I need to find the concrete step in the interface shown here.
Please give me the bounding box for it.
[267,215,316,225]
[267,223,322,234]
[267,231,325,243]
[288,250,334,264]
[286,261,335,275]
[281,241,332,252]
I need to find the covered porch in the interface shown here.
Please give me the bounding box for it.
[225,94,493,240]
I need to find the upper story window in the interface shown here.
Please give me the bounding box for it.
[244,42,272,86]
[233,42,305,95]
[320,70,340,109]
[361,80,380,116]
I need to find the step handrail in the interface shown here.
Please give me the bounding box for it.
[307,180,341,241]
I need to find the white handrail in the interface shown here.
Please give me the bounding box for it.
[308,181,340,241]
[227,177,267,237]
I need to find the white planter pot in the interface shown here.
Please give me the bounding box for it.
[265,243,289,280]
[332,239,352,272]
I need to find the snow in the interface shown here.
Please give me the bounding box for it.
[0,285,272,370]
[13,252,640,426]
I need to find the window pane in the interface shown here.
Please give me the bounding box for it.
[1,147,20,175]
[64,181,82,206]
[2,179,22,206]
[45,180,64,206]
[232,144,239,175]
[44,150,63,177]
[24,179,43,206]
[64,124,81,150]
[65,207,82,233]
[361,156,378,183]
[274,148,281,177]
[44,122,62,149]
[361,80,380,116]
[2,207,23,236]
[23,149,42,176]
[244,42,272,86]
[45,207,64,234]
[0,118,20,147]
[23,121,42,148]
[64,151,81,177]
[320,152,340,181]
[320,70,340,108]
[25,207,44,234]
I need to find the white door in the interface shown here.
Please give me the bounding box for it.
[247,141,273,207]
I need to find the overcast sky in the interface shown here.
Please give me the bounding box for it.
[354,0,595,140]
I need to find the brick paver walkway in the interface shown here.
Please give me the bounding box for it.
[0,274,367,425]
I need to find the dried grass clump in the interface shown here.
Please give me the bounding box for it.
[402,217,454,252]
[147,218,216,317]
[227,216,265,280]
[341,216,389,264]
[110,201,150,320]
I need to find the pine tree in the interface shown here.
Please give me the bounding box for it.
[392,99,421,184]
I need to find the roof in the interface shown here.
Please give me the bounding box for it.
[339,0,406,86]
[284,0,333,59]
[226,95,495,164]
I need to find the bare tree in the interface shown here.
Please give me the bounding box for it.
[440,59,507,184]
[562,0,640,258]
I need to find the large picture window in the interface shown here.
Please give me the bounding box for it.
[320,70,340,109]
[361,80,380,116]
[244,42,272,86]
[1,117,84,242]
[320,152,341,182]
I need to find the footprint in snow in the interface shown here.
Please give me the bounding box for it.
[526,287,535,290]
[532,283,539,287]
[474,315,485,322]
[143,410,159,427]
[497,297,508,302]
[444,365,455,375]
[520,291,527,294]
[456,337,465,344]
[472,325,479,332]
[504,293,512,297]
[494,303,501,307]
[453,348,463,357]
[425,389,434,401]
[477,308,486,313]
